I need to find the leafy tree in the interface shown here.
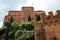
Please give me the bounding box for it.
[4,21,11,40]
[11,22,20,32]
[7,22,20,40]
[0,27,6,40]
[0,21,35,40]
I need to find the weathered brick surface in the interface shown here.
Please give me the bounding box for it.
[4,7,60,40]
[4,7,43,23]
[35,10,60,40]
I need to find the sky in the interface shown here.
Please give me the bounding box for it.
[0,0,60,28]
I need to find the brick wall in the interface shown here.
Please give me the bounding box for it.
[4,7,60,40]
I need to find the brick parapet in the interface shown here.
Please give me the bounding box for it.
[40,10,60,26]
[4,7,60,26]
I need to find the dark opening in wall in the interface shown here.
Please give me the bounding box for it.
[26,11,31,21]
[52,36,56,40]
[8,17,14,23]
[28,15,31,21]
[36,15,41,21]
[10,17,14,23]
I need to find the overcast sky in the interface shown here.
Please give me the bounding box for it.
[0,0,60,28]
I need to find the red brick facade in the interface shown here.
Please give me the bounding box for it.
[4,7,60,40]
[34,10,60,40]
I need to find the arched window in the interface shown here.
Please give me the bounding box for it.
[8,17,14,23]
[36,15,41,21]
[28,15,31,21]
[26,11,31,21]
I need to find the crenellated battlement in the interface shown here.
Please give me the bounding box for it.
[4,7,60,25]
[40,10,60,26]
[34,10,60,32]
[34,10,60,40]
